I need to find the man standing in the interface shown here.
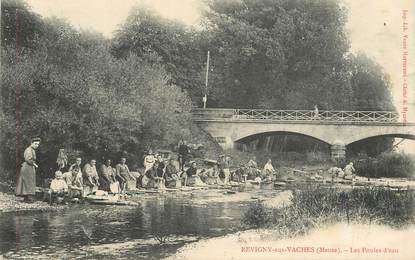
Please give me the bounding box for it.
[218,155,231,185]
[178,140,189,171]
[16,137,41,203]
[313,105,319,120]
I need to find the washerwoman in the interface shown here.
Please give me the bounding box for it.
[16,137,41,203]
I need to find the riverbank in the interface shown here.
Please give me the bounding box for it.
[167,223,415,260]
[0,192,67,213]
[168,186,415,260]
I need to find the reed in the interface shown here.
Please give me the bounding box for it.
[242,186,415,236]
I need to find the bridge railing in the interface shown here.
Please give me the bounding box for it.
[192,108,400,123]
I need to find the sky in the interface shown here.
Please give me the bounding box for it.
[25,0,415,152]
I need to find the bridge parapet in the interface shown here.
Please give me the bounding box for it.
[192,108,400,124]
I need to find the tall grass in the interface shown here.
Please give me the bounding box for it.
[242,186,415,237]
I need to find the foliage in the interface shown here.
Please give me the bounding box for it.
[354,152,415,178]
[1,0,401,181]
[1,0,43,48]
[111,6,207,101]
[1,1,194,179]
[201,0,353,109]
[242,187,415,233]
[349,53,395,111]
[111,0,396,155]
[347,136,395,157]
[242,202,271,227]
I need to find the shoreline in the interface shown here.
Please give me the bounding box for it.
[166,223,415,260]
[1,172,414,213]
[0,192,68,214]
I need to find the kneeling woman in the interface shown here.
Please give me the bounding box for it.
[115,157,136,193]
[142,161,159,188]
[99,159,120,193]
[63,166,83,200]
[185,162,206,187]
[164,159,181,188]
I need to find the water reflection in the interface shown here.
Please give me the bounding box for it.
[1,187,281,258]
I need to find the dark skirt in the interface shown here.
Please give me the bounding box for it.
[99,176,112,191]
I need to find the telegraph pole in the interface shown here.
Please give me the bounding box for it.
[203,51,210,109]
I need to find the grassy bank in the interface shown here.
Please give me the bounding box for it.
[242,186,415,237]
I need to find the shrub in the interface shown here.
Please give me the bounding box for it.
[242,202,271,227]
[242,186,415,236]
[354,152,415,178]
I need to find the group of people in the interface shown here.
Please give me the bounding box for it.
[48,152,278,202]
[15,137,281,204]
[48,157,137,203]
[18,137,356,205]
[232,157,277,183]
[140,152,227,189]
[328,162,356,181]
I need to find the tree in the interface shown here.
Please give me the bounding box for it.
[111,6,206,101]
[1,0,43,48]
[201,0,353,109]
[1,6,194,178]
[349,53,395,111]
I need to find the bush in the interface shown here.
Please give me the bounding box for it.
[285,186,415,228]
[242,186,415,236]
[354,152,415,178]
[242,202,271,228]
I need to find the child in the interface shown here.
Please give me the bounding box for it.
[49,171,68,204]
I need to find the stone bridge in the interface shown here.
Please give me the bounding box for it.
[192,108,415,160]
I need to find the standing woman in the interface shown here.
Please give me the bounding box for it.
[16,137,41,203]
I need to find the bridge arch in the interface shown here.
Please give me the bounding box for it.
[235,130,331,146]
[226,123,336,145]
[343,132,415,146]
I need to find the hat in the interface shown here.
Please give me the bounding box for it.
[31,137,41,143]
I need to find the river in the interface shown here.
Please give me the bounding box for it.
[0,185,287,259]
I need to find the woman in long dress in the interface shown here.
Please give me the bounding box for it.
[16,137,41,203]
